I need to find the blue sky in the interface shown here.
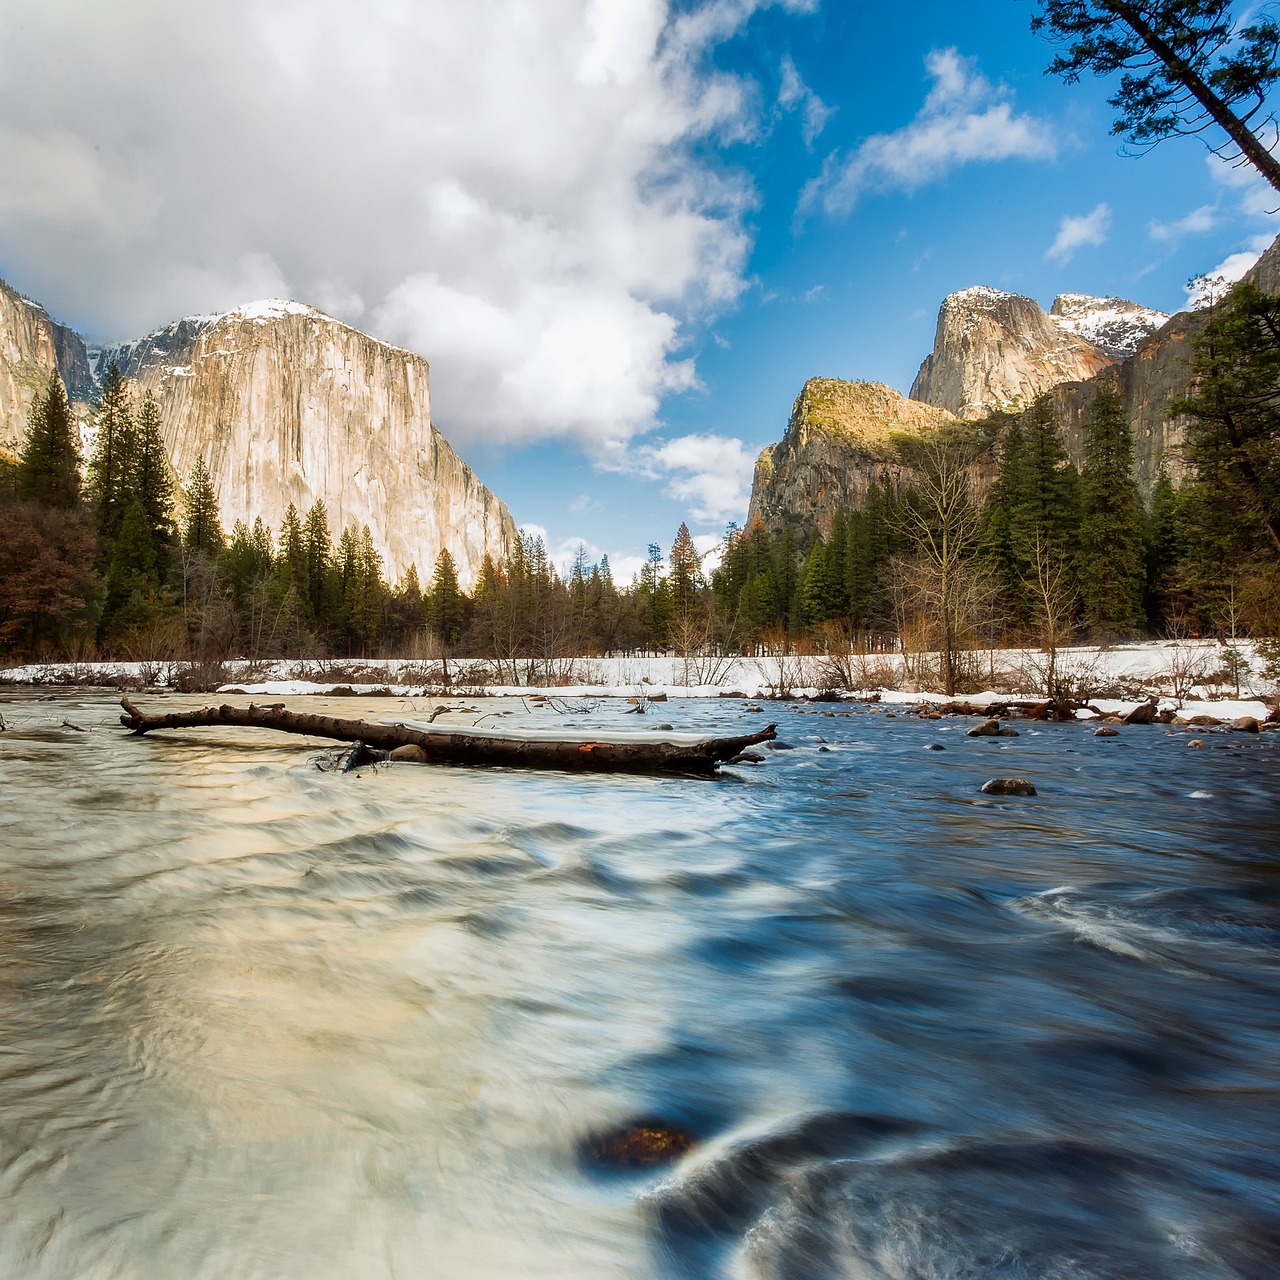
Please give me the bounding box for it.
[0,0,1275,583]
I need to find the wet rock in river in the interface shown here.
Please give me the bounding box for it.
[1232,716,1260,733]
[389,744,429,763]
[1094,727,1118,738]
[981,778,1037,796]
[586,1118,695,1169]
[967,718,1002,737]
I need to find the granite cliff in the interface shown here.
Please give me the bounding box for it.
[747,379,961,535]
[908,286,1120,419]
[1030,234,1280,493]
[0,292,516,588]
[0,277,95,458]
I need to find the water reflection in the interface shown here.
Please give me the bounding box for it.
[0,690,1277,1278]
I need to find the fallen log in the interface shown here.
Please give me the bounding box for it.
[119,696,778,777]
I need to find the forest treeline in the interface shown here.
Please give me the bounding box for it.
[1,281,1277,692]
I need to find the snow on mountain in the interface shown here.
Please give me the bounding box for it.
[1049,294,1169,360]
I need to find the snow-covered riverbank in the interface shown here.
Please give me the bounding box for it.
[3,640,1275,725]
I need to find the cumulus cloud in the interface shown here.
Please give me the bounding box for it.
[1185,232,1276,305]
[803,48,1055,215]
[636,432,757,523]
[1147,204,1217,242]
[1044,203,1111,264]
[0,0,812,454]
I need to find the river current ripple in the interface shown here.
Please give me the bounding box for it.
[0,690,1277,1279]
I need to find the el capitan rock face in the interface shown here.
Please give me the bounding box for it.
[910,286,1119,419]
[747,378,962,535]
[0,277,94,456]
[101,300,516,588]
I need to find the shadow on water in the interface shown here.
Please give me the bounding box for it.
[0,690,1278,1278]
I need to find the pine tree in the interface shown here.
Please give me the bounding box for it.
[182,456,224,557]
[1077,385,1145,635]
[17,372,81,510]
[301,500,333,630]
[101,498,162,644]
[132,391,175,569]
[669,522,703,623]
[86,363,136,542]
[429,547,465,647]
[1173,280,1280,555]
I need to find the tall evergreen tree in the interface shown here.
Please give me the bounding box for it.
[182,456,224,556]
[86,363,136,542]
[131,391,175,570]
[301,500,334,630]
[17,372,81,510]
[429,547,465,647]
[669,522,704,624]
[1173,279,1280,555]
[1077,386,1145,635]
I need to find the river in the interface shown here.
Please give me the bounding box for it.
[0,689,1277,1279]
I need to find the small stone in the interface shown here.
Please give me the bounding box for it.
[1094,726,1118,737]
[817,745,831,753]
[1231,716,1260,733]
[967,718,1003,737]
[980,777,1037,796]
[1102,715,1126,726]
[1187,739,1207,749]
[657,723,674,731]
[924,743,945,751]
[1187,714,1221,726]
[389,744,429,763]
[997,727,1020,736]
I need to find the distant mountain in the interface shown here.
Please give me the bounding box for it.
[1048,294,1168,360]
[0,290,516,587]
[747,233,1280,541]
[909,286,1119,420]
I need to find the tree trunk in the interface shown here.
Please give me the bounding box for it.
[119,696,778,777]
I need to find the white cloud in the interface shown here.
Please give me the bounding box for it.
[0,0,809,456]
[1044,202,1111,264]
[1147,204,1217,242]
[803,48,1055,215]
[778,54,833,147]
[1206,154,1277,218]
[636,432,757,523]
[1185,232,1275,305]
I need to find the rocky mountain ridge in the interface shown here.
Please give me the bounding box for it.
[1048,293,1169,360]
[0,289,516,588]
[749,233,1280,541]
[908,286,1119,419]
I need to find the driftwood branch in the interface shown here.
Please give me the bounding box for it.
[119,697,778,776]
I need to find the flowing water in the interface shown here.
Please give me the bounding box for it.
[0,689,1278,1280]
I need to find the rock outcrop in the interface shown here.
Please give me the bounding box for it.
[0,277,94,456]
[747,379,960,535]
[1048,294,1168,360]
[1039,233,1280,493]
[910,286,1117,419]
